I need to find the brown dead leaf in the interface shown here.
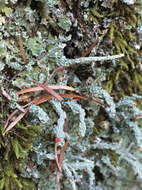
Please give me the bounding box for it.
[17,85,74,95]
[55,143,62,172]
[4,109,18,129]
[1,89,11,101]
[18,93,33,102]
[4,109,28,135]
[58,140,68,167]
[32,93,106,106]
[33,81,63,102]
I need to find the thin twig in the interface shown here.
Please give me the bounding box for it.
[6,34,28,88]
[45,66,67,84]
[4,108,28,135]
[33,80,63,102]
[80,38,99,57]
[1,88,11,101]
[56,140,69,184]
[55,143,62,172]
[32,93,107,107]
[58,140,68,167]
[4,109,19,129]
[18,34,28,65]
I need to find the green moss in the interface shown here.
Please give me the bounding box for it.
[0,123,41,189]
[89,1,142,97]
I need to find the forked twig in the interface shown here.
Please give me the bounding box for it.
[33,80,63,102]
[17,85,75,95]
[32,93,106,107]
[3,108,28,135]
[4,109,19,129]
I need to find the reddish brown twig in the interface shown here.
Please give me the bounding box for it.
[18,93,33,102]
[80,38,99,58]
[45,66,67,84]
[58,140,68,167]
[17,85,74,95]
[33,80,63,102]
[55,143,62,173]
[1,88,11,101]
[4,108,28,135]
[32,93,106,107]
[18,34,27,65]
[55,140,69,184]
[4,109,19,129]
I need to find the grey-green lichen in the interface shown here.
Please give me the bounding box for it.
[0,0,142,189]
[29,104,49,124]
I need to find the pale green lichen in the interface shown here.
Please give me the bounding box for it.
[0,61,4,71]
[0,0,142,189]
[29,104,49,124]
[65,101,86,137]
[51,99,67,144]
[58,17,72,32]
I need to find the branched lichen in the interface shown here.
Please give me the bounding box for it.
[0,0,142,189]
[51,99,66,144]
[65,101,86,137]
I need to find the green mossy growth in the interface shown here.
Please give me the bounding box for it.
[89,0,142,99]
[0,123,41,189]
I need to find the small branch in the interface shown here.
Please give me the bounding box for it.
[55,143,62,172]
[45,66,66,84]
[33,80,63,102]
[18,34,28,65]
[55,140,69,185]
[1,88,11,101]
[4,109,18,129]
[59,140,68,167]
[4,109,28,135]
[79,38,99,58]
[65,54,124,65]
